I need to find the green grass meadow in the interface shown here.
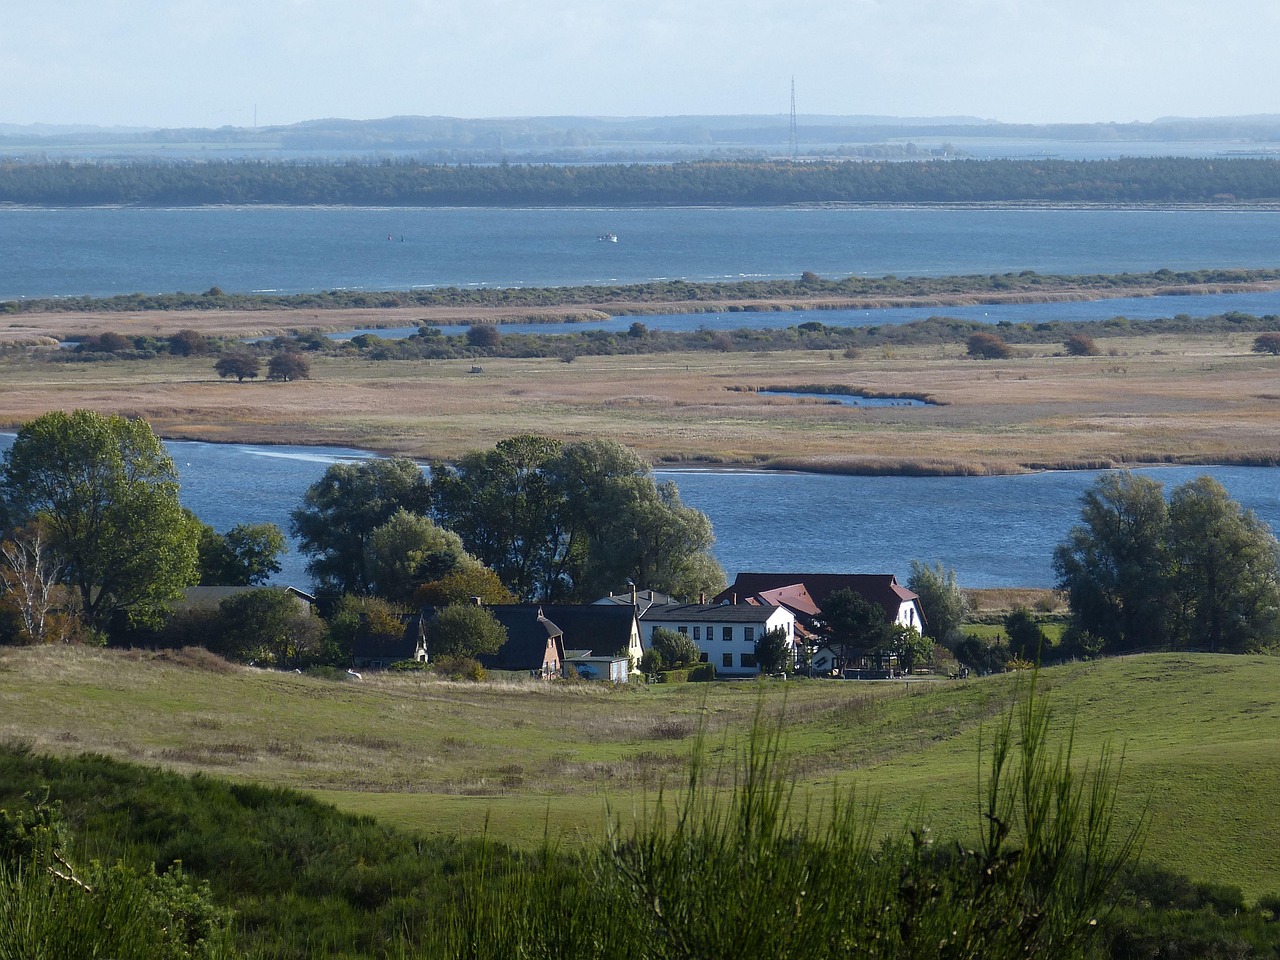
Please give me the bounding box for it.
[1,645,1277,900]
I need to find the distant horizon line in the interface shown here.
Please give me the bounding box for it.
[6,111,1280,135]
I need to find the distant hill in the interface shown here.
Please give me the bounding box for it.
[7,113,1280,162]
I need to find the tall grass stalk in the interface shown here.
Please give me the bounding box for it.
[431,678,1141,959]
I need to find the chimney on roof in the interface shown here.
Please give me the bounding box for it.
[732,593,737,604]
[630,582,637,606]
[699,592,706,604]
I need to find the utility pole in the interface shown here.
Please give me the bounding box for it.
[789,77,798,161]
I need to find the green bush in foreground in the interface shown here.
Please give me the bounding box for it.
[0,798,234,960]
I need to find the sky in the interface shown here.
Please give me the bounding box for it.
[5,0,1280,129]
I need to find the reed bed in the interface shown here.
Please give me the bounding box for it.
[2,331,1279,471]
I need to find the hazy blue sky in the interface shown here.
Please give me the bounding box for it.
[5,0,1279,128]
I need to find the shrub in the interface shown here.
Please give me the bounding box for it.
[1064,333,1101,356]
[650,627,699,667]
[687,662,716,682]
[1252,332,1280,355]
[428,655,486,681]
[1004,607,1048,661]
[168,329,211,357]
[466,325,502,349]
[967,331,1013,359]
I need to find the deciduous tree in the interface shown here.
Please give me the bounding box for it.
[1052,472,1171,653]
[1252,332,1280,355]
[1064,333,1100,356]
[291,459,431,595]
[365,509,478,603]
[414,566,515,607]
[212,589,327,667]
[430,435,569,601]
[820,588,892,670]
[1166,476,1280,652]
[967,331,1012,359]
[0,522,76,644]
[433,436,723,602]
[754,626,792,675]
[197,522,287,586]
[267,350,311,382]
[907,559,969,643]
[1054,471,1280,654]
[423,604,507,660]
[0,411,199,631]
[214,351,260,382]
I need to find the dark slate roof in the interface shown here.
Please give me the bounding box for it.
[535,604,638,657]
[593,589,678,616]
[479,605,565,673]
[176,585,315,612]
[715,573,919,622]
[641,602,785,623]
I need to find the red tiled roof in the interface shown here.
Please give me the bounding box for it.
[714,573,919,621]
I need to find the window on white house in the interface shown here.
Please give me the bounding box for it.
[722,653,733,668]
[744,627,754,642]
[693,626,701,640]
[678,625,687,634]
[722,627,733,641]
[741,653,757,669]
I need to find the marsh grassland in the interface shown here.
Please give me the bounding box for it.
[2,328,1277,472]
[2,645,1277,899]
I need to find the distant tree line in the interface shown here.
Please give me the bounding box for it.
[14,310,1280,373]
[5,156,1280,206]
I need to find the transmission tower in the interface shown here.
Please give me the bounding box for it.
[788,77,798,161]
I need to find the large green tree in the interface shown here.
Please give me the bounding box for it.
[430,435,571,602]
[364,508,479,604]
[432,436,723,602]
[1052,472,1171,653]
[212,589,328,667]
[1054,471,1280,654]
[290,458,431,595]
[551,440,723,601]
[0,411,199,631]
[822,587,894,668]
[907,559,970,643]
[196,522,287,586]
[1166,476,1280,652]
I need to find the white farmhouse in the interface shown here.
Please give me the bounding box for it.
[640,602,797,677]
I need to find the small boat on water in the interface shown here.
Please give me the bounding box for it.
[597,232,618,243]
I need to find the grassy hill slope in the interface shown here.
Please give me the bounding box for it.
[1,646,1276,898]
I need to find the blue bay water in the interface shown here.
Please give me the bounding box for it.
[5,205,1280,302]
[3,434,1277,589]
